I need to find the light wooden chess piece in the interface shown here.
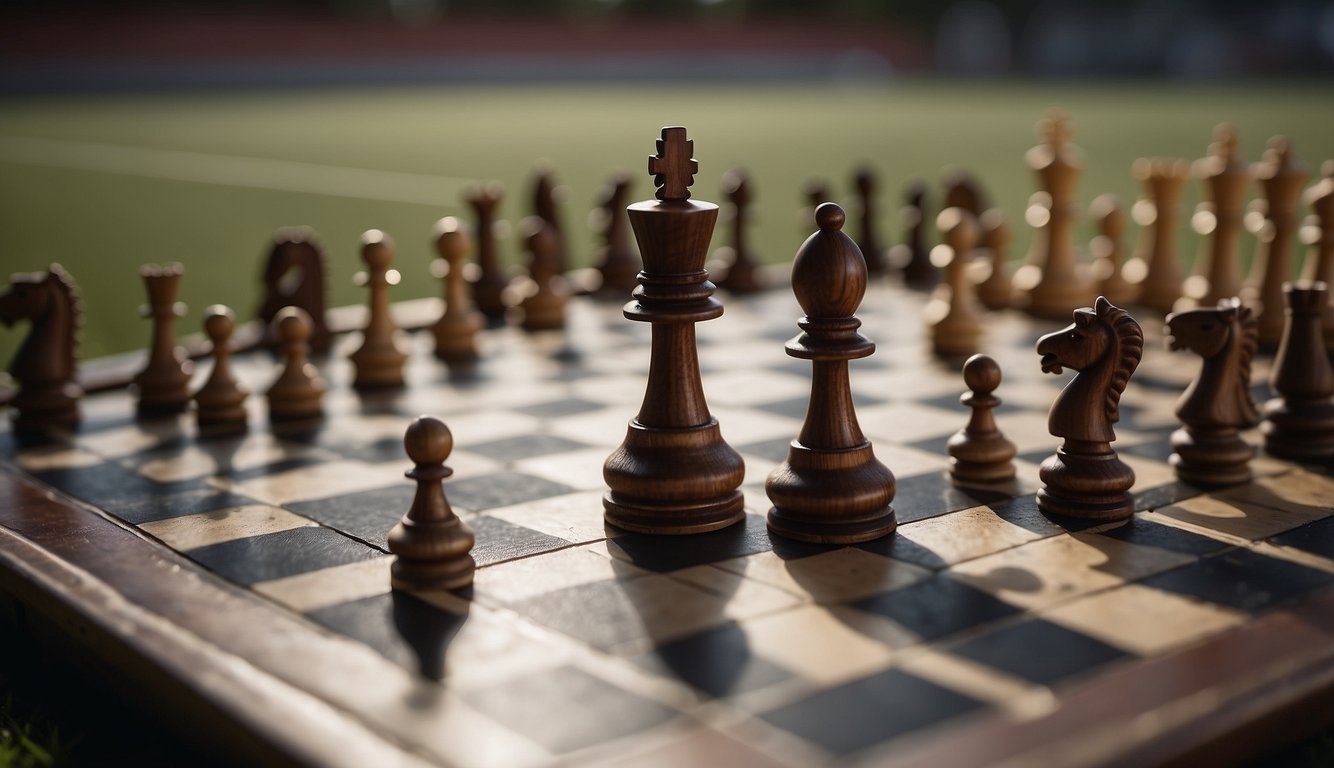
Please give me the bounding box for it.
[1261,282,1334,462]
[387,416,476,591]
[1299,161,1334,355]
[1181,125,1250,310]
[430,217,483,362]
[133,263,193,416]
[194,305,248,437]
[948,354,1017,485]
[1035,296,1144,521]
[766,202,896,543]
[974,208,1012,311]
[1124,158,1190,314]
[1165,299,1259,486]
[924,207,984,357]
[512,217,569,331]
[349,230,409,389]
[266,306,325,424]
[1088,195,1137,308]
[1243,137,1309,348]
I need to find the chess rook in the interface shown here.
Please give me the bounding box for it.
[0,264,82,437]
[1124,158,1190,314]
[1244,137,1309,348]
[1261,282,1334,462]
[349,230,409,389]
[431,217,483,362]
[1165,299,1259,486]
[465,183,509,323]
[387,416,476,591]
[766,203,897,544]
[194,305,249,436]
[603,126,746,535]
[258,227,331,353]
[132,262,194,415]
[948,354,1018,484]
[1036,297,1144,521]
[1181,125,1249,310]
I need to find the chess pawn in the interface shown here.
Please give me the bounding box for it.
[1261,282,1334,462]
[387,416,476,591]
[531,168,568,274]
[193,305,248,436]
[266,306,326,424]
[465,182,509,324]
[348,230,409,389]
[852,166,890,276]
[1243,137,1310,348]
[512,217,569,331]
[1299,161,1334,355]
[948,354,1017,484]
[1123,158,1190,314]
[1181,124,1250,310]
[593,174,641,297]
[1012,111,1096,319]
[893,180,935,289]
[430,217,483,362]
[924,208,984,357]
[712,168,766,294]
[766,203,896,543]
[974,208,1012,311]
[1088,195,1137,308]
[133,263,194,416]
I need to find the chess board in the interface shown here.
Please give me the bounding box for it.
[2,281,1333,768]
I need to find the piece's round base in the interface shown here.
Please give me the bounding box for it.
[604,491,745,535]
[391,554,476,592]
[1037,488,1134,522]
[1170,427,1253,487]
[197,414,249,439]
[949,458,1017,485]
[1262,402,1334,463]
[136,396,191,417]
[766,505,897,544]
[1037,444,1136,522]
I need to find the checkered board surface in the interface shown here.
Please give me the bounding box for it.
[3,282,1334,767]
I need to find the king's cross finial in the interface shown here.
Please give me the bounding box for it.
[648,126,697,201]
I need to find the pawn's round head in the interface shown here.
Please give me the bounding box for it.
[405,415,453,465]
[963,353,1002,393]
[360,230,395,270]
[791,203,865,318]
[433,217,471,259]
[273,305,312,344]
[203,304,235,342]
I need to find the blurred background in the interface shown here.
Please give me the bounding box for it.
[2,0,1333,367]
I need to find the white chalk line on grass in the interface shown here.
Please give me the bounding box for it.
[0,135,474,207]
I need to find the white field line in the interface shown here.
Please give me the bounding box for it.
[0,135,474,206]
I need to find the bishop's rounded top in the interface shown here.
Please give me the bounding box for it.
[791,202,866,318]
[963,353,1002,394]
[405,415,453,466]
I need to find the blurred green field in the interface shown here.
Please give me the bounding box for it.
[1,80,1333,367]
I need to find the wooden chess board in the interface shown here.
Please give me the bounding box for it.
[2,281,1333,767]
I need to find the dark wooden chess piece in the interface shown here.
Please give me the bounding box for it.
[133,262,194,416]
[465,182,509,325]
[387,416,476,591]
[513,217,569,331]
[974,208,1012,311]
[801,178,829,227]
[1164,299,1259,486]
[349,230,409,389]
[532,168,567,274]
[1181,125,1249,310]
[766,202,896,543]
[194,304,248,437]
[948,354,1017,484]
[1300,161,1334,355]
[713,167,766,294]
[603,126,746,535]
[593,174,641,297]
[0,264,82,437]
[1088,195,1137,308]
[1124,158,1190,314]
[1035,296,1144,521]
[1261,282,1334,462]
[894,180,936,290]
[1013,112,1096,319]
[266,306,325,424]
[942,168,989,218]
[925,208,984,357]
[431,217,483,362]
[1244,137,1309,349]
[852,166,890,276]
[258,226,332,354]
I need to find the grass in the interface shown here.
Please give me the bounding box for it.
[0,696,65,768]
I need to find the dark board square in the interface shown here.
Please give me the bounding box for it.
[891,472,1011,524]
[446,471,576,512]
[1139,548,1334,614]
[1271,517,1334,560]
[948,618,1130,686]
[852,576,1019,643]
[470,515,571,566]
[759,668,986,756]
[987,493,1104,533]
[185,526,384,585]
[1096,517,1232,556]
[635,622,793,699]
[513,397,604,419]
[752,392,884,421]
[324,436,408,464]
[306,591,467,680]
[466,433,593,462]
[610,513,774,572]
[1133,480,1206,513]
[735,435,796,464]
[32,462,257,525]
[285,484,412,549]
[111,485,262,525]
[464,665,677,754]
[221,455,329,483]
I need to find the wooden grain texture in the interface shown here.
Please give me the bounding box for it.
[386,416,476,593]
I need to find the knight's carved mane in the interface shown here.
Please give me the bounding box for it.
[1095,296,1143,424]
[1231,300,1260,424]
